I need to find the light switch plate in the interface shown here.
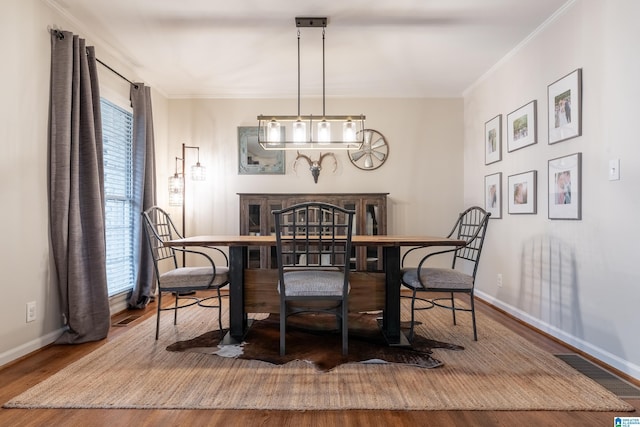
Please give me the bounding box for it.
[609,159,620,181]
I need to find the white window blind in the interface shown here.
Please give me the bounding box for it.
[101,98,135,297]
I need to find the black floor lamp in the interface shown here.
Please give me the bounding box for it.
[168,143,206,266]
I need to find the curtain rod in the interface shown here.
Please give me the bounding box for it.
[95,58,139,89]
[49,28,139,89]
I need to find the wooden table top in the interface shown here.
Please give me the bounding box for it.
[165,235,465,248]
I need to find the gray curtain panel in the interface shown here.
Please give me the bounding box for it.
[48,31,110,343]
[128,83,157,309]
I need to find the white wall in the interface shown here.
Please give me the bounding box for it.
[0,0,54,362]
[464,0,640,379]
[0,0,170,366]
[165,97,464,241]
[0,1,463,367]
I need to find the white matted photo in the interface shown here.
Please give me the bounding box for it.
[484,172,502,219]
[485,115,502,165]
[507,100,537,152]
[508,170,537,214]
[548,69,582,144]
[548,153,582,220]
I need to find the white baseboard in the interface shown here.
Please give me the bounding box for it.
[476,290,640,381]
[0,328,64,368]
[3,291,638,382]
[1,293,130,369]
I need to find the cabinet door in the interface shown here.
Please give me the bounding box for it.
[265,198,285,269]
[240,198,264,268]
[339,199,358,271]
[361,196,386,271]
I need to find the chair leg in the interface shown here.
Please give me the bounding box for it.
[341,302,348,356]
[450,292,457,325]
[280,301,286,356]
[155,291,162,340]
[216,287,224,340]
[173,295,179,325]
[408,290,417,342]
[470,294,478,341]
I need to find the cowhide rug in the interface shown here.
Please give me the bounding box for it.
[167,313,463,371]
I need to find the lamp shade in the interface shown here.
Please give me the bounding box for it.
[293,120,307,143]
[168,174,184,206]
[317,120,331,143]
[267,120,281,143]
[343,120,357,142]
[191,163,206,181]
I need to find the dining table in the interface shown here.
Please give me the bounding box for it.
[165,234,465,346]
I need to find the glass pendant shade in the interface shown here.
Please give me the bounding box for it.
[343,120,357,142]
[191,162,206,181]
[293,120,306,143]
[267,120,281,143]
[317,120,331,143]
[168,174,184,206]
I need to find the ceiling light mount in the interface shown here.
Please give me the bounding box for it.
[295,17,327,28]
[258,17,365,150]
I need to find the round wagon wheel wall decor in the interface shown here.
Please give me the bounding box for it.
[348,129,389,170]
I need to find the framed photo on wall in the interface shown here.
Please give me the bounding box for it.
[548,153,582,220]
[548,69,582,144]
[485,172,502,219]
[485,115,502,165]
[507,100,537,152]
[238,126,285,175]
[508,170,537,214]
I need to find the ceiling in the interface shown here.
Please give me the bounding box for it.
[48,0,570,99]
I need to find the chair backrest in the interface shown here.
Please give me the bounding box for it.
[273,202,355,288]
[141,206,183,271]
[447,206,491,277]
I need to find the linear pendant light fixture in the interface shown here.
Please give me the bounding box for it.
[257,17,365,150]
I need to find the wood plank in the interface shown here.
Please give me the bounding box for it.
[165,234,465,248]
[1,296,638,426]
[244,269,385,313]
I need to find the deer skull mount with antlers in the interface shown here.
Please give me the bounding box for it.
[294,151,337,183]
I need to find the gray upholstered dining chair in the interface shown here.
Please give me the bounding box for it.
[272,202,355,356]
[401,206,490,342]
[141,206,229,340]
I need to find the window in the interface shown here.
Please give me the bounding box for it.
[101,98,135,297]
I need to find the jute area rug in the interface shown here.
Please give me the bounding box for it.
[166,312,464,371]
[4,300,634,411]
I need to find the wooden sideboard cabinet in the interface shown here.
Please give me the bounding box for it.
[238,193,388,271]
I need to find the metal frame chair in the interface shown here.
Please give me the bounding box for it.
[141,206,229,340]
[273,202,355,356]
[401,206,490,341]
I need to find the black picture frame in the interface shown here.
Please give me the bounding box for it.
[485,115,502,165]
[508,170,537,214]
[547,69,582,144]
[485,172,502,219]
[548,153,582,220]
[507,100,537,152]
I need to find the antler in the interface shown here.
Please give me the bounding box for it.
[294,151,313,174]
[318,152,337,173]
[294,151,336,184]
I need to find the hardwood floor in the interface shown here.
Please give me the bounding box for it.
[1,295,637,427]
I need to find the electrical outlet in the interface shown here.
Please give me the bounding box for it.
[497,274,503,287]
[26,301,36,323]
